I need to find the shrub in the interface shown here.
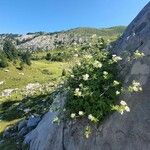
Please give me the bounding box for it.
[45,51,73,62]
[0,54,8,68]
[62,69,67,76]
[3,40,18,60]
[45,53,52,61]
[21,51,32,66]
[65,49,122,122]
[19,61,24,70]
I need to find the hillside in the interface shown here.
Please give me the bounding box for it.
[0,26,125,51]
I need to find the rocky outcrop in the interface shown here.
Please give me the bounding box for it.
[24,2,150,150]
[112,1,150,55]
[0,27,125,51]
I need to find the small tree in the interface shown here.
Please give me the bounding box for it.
[21,51,32,66]
[0,53,8,68]
[19,61,24,70]
[45,53,52,61]
[3,40,18,60]
[62,69,67,76]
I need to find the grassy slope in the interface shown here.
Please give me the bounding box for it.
[66,26,126,40]
[0,59,73,149]
[0,59,72,132]
[0,60,70,92]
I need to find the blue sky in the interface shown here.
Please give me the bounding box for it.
[0,0,149,34]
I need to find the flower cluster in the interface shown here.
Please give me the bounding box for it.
[93,60,102,68]
[70,111,84,118]
[84,54,93,59]
[88,114,98,123]
[84,126,91,139]
[71,113,76,118]
[128,80,142,92]
[103,71,109,79]
[52,116,60,124]
[74,88,82,97]
[113,80,120,86]
[112,55,122,62]
[112,100,130,115]
[82,74,89,81]
[133,50,145,59]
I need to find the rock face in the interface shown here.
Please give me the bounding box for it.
[0,27,125,51]
[24,2,150,150]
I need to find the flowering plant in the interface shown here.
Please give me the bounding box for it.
[65,39,122,123]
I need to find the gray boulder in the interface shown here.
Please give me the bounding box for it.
[27,116,41,129]
[24,2,150,150]
[18,127,28,137]
[18,119,28,131]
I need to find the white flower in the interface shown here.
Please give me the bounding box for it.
[79,83,83,87]
[120,110,124,115]
[92,34,97,38]
[0,81,4,85]
[133,50,145,59]
[84,55,93,59]
[83,74,89,81]
[120,101,130,114]
[52,116,60,124]
[77,62,81,66]
[74,88,82,97]
[70,75,74,78]
[71,113,76,118]
[89,43,92,47]
[120,100,127,106]
[128,81,142,92]
[112,55,122,62]
[103,71,108,75]
[113,80,120,86]
[74,54,78,57]
[88,114,98,122]
[132,81,140,86]
[103,71,108,79]
[125,106,130,112]
[88,114,94,121]
[93,61,102,68]
[79,111,84,116]
[116,91,120,95]
[107,39,110,42]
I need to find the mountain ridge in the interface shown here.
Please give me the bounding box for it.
[0,26,126,51]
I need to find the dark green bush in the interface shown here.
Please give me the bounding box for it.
[45,51,73,62]
[19,61,24,70]
[0,54,8,68]
[21,51,32,66]
[3,40,18,60]
[62,69,67,76]
[45,53,52,61]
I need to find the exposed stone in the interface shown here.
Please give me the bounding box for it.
[1,89,14,97]
[18,127,28,137]
[27,116,41,129]
[18,120,27,131]
[3,127,11,138]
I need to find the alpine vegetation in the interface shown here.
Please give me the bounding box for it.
[64,35,143,138]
